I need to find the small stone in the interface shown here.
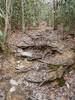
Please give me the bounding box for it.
[17,64,24,69]
[17,61,21,64]
[65,82,70,89]
[9,86,16,93]
[50,92,55,100]
[10,79,18,86]
[20,51,32,58]
[17,48,23,53]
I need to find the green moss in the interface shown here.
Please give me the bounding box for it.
[0,43,12,57]
[48,64,61,70]
[3,47,12,56]
[57,78,65,87]
[39,78,65,87]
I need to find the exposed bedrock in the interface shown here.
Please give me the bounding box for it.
[8,30,75,83]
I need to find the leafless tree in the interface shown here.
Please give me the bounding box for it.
[53,0,58,30]
[21,0,25,33]
[4,0,12,34]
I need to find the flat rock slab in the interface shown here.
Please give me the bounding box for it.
[17,48,74,65]
[8,30,72,52]
[23,66,64,83]
[16,61,65,83]
[40,50,75,65]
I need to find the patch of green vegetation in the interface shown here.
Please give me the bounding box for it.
[40,78,65,87]
[3,46,12,55]
[0,31,12,56]
[71,64,75,69]
[48,64,62,70]
[0,31,5,42]
[57,78,65,87]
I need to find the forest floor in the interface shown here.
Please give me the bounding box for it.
[0,24,75,100]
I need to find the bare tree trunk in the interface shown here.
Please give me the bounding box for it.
[21,0,25,33]
[4,0,11,34]
[53,0,58,30]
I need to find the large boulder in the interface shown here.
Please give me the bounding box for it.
[16,48,74,65]
[23,66,64,83]
[8,30,75,66]
[16,62,64,83]
[8,30,69,52]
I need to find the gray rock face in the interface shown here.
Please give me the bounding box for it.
[40,50,74,65]
[23,66,64,83]
[17,46,74,66]
[16,61,65,83]
[27,91,51,100]
[17,30,67,52]
[8,30,68,52]
[9,29,75,83]
[9,30,74,66]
